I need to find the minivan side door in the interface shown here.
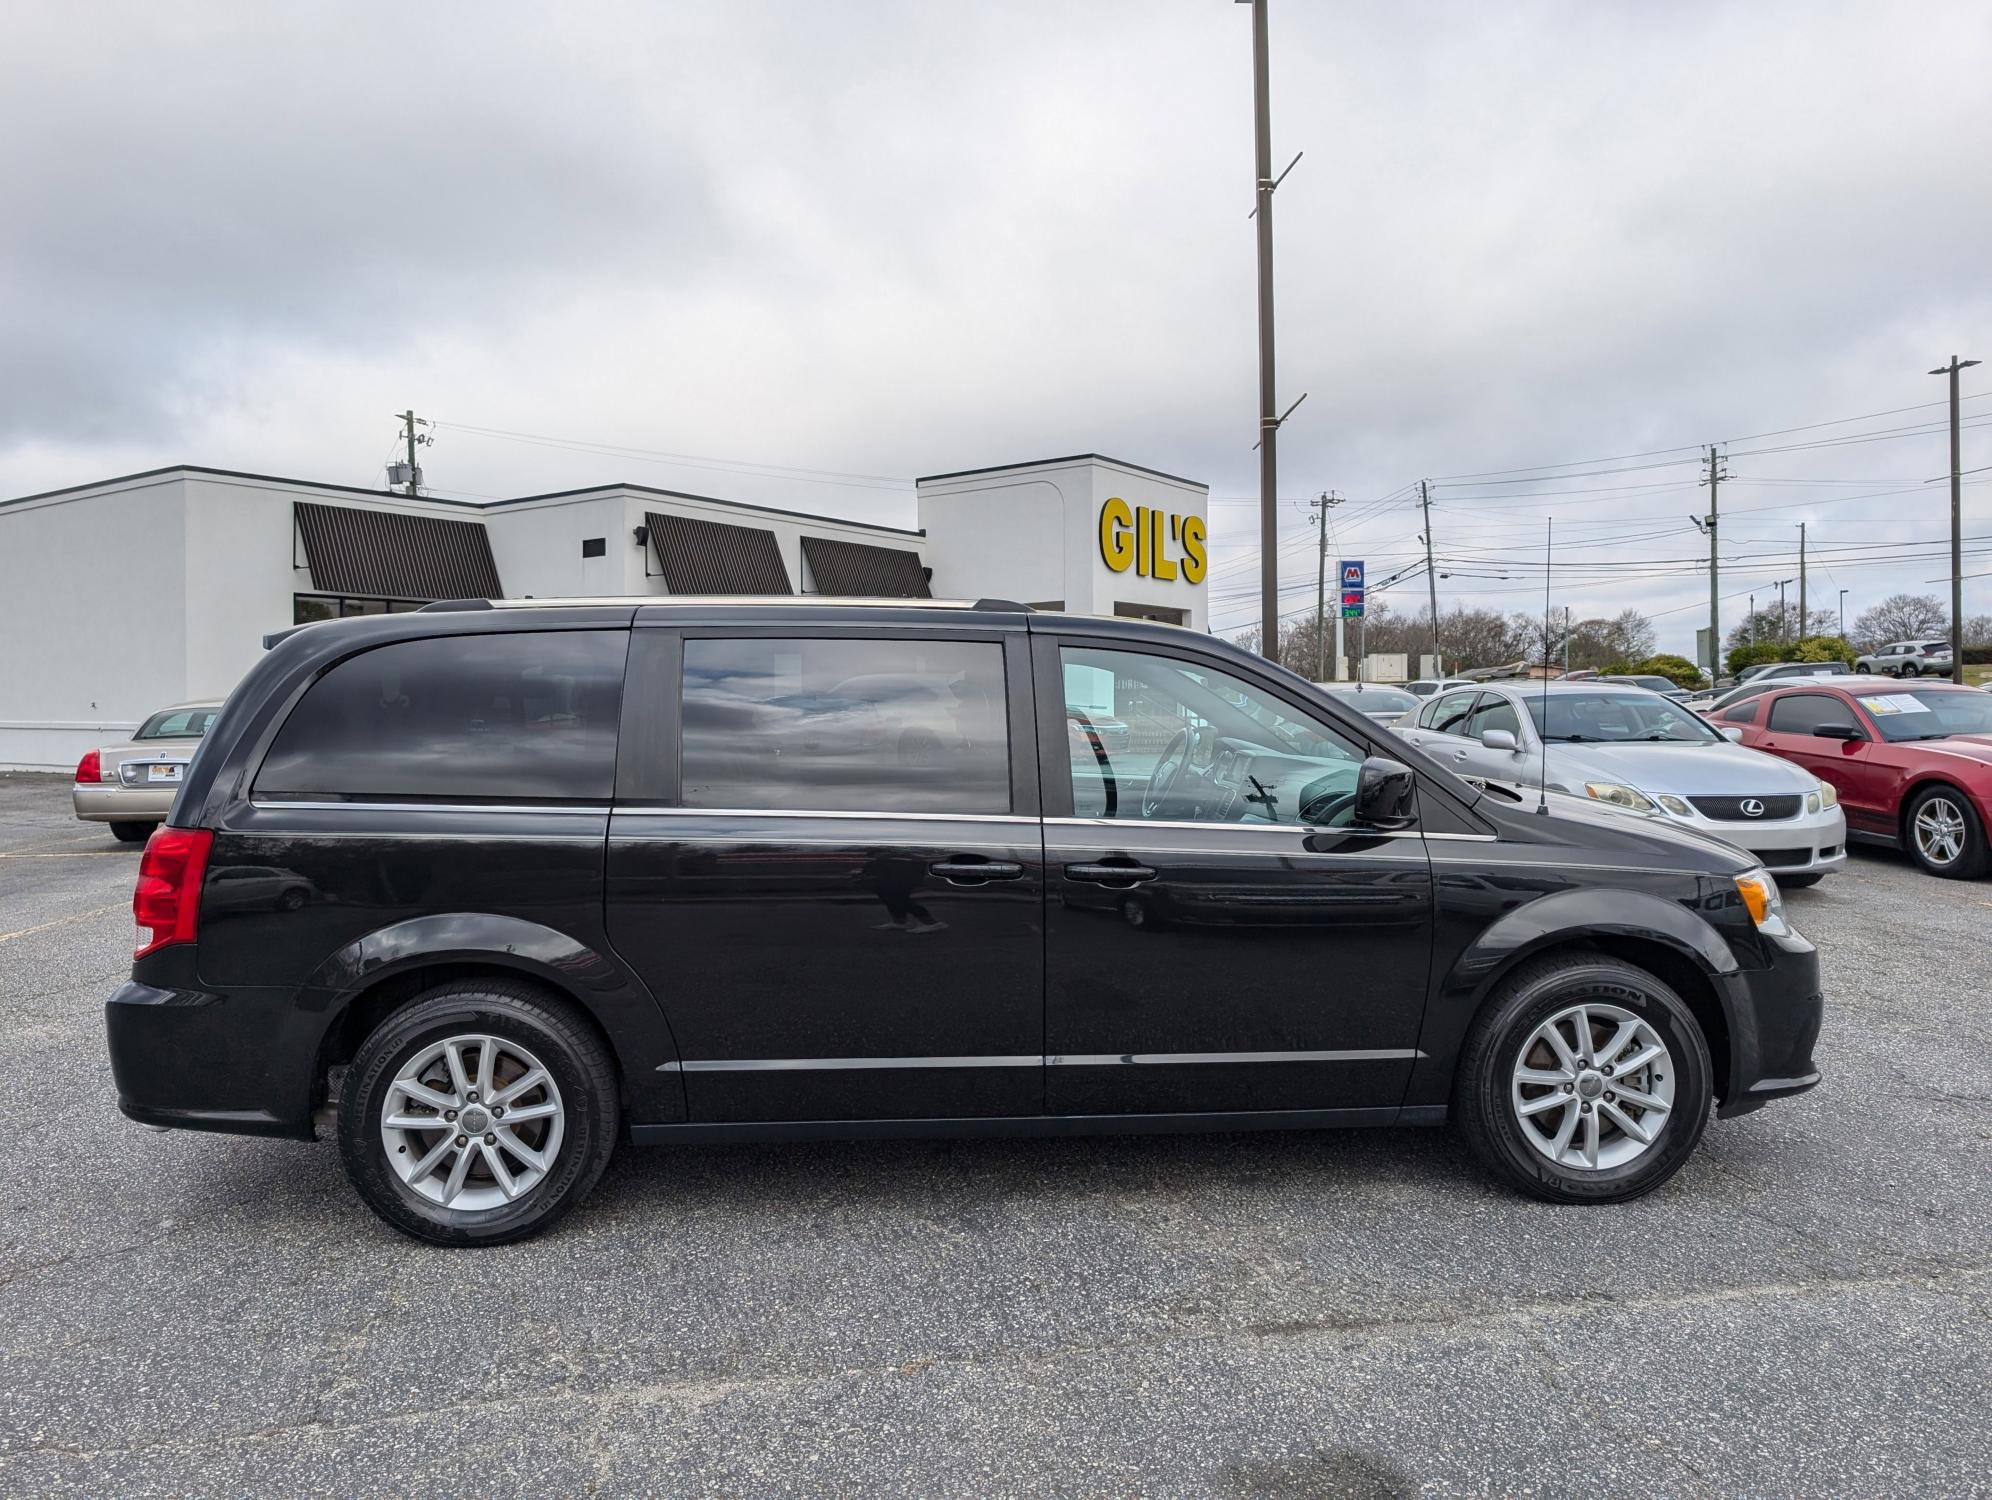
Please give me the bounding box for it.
[1037,633,1435,1117]
[605,624,1046,1123]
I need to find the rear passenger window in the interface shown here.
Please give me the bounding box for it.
[679,638,1010,814]
[255,631,628,802]
[1719,700,1760,724]
[1766,694,1850,737]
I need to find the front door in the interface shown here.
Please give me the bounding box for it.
[606,627,1045,1122]
[1039,636,1435,1117]
[1758,690,1887,834]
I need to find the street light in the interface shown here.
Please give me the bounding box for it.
[1775,578,1795,643]
[1838,587,1849,639]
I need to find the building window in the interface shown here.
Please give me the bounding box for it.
[294,594,426,624]
[581,537,607,558]
[1113,602,1187,626]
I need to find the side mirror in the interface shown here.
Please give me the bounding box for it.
[1721,726,1744,743]
[1354,755,1418,829]
[1815,722,1862,741]
[1479,728,1519,753]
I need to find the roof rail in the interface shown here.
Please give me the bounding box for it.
[415,595,1034,612]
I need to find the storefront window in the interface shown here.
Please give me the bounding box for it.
[294,594,427,623]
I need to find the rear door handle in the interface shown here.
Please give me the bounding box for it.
[929,859,1024,883]
[1065,862,1158,884]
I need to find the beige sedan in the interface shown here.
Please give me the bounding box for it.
[72,701,224,842]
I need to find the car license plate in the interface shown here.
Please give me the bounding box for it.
[146,764,183,783]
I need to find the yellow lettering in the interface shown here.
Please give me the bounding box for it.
[1180,515,1207,583]
[1099,496,1134,572]
[1135,505,1150,576]
[1150,507,1177,581]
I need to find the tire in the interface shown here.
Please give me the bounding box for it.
[1902,663,1920,678]
[1453,955,1713,1204]
[108,821,155,844]
[1903,784,1989,880]
[337,979,620,1246]
[1777,872,1824,889]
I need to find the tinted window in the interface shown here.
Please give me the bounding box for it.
[1063,646,1364,825]
[1766,693,1858,737]
[1465,694,1522,738]
[1425,691,1478,735]
[256,631,627,801]
[679,638,1010,814]
[1719,699,1760,724]
[136,707,219,740]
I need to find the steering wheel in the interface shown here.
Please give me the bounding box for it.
[1142,728,1194,819]
[1298,788,1358,827]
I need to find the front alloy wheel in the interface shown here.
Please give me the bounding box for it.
[1510,1003,1675,1172]
[1906,784,1989,879]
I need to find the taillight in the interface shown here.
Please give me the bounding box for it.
[133,827,213,959]
[76,749,102,784]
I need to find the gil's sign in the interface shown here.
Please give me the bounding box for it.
[1098,498,1207,584]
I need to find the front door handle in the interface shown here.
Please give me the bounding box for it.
[1065,862,1158,885]
[929,859,1024,883]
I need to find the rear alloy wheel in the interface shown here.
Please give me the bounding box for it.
[1455,955,1713,1203]
[1905,785,1989,879]
[338,980,619,1246]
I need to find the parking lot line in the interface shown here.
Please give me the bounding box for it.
[0,902,125,947]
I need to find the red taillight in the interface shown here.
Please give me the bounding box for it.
[133,827,213,959]
[76,749,102,784]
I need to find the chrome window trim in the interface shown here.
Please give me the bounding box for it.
[617,807,1029,824]
[251,800,609,815]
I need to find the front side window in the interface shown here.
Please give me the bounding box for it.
[1525,691,1718,744]
[1464,694,1522,739]
[1424,691,1478,736]
[679,637,1010,814]
[1765,693,1858,738]
[1061,646,1365,826]
[255,631,627,801]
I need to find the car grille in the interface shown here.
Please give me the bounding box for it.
[1745,847,1812,870]
[1688,794,1803,821]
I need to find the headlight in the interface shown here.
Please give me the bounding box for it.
[1817,781,1838,809]
[1734,868,1790,936]
[1806,791,1819,814]
[1585,782,1657,814]
[1655,794,1694,817]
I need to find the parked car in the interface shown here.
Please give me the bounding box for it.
[1853,640,1954,678]
[1714,676,1992,878]
[1395,681,1846,885]
[1599,674,1692,703]
[1312,681,1420,726]
[1064,704,1131,754]
[1687,677,1811,720]
[1737,661,1852,684]
[71,700,225,842]
[109,599,1822,1245]
[1400,677,1478,698]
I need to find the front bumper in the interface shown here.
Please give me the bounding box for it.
[1715,932,1824,1118]
[72,784,176,823]
[1675,805,1848,878]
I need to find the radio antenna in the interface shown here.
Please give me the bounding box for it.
[1536,516,1552,815]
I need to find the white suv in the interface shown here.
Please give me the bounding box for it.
[1854,640,1953,677]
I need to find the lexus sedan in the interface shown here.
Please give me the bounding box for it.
[1396,681,1846,885]
[1715,676,1992,878]
[71,701,224,842]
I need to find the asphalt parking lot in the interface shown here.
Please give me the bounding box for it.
[0,773,1987,1497]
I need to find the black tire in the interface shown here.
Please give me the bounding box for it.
[337,978,620,1246]
[108,821,155,844]
[1454,955,1713,1204]
[1903,783,1990,880]
[1902,662,1920,678]
[1777,873,1825,889]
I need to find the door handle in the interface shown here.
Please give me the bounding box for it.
[929,859,1024,883]
[1065,862,1158,885]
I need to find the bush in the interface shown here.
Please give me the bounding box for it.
[1726,636,1854,675]
[1603,653,1703,689]
[1964,645,1992,666]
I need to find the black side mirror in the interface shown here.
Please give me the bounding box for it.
[1354,755,1418,829]
[1815,722,1862,741]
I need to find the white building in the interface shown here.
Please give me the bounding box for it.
[0,453,1208,768]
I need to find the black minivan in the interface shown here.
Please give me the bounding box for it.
[108,599,1823,1245]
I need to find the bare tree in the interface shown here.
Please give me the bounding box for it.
[1851,593,1948,647]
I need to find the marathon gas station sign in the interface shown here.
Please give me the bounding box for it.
[1340,559,1364,618]
[1098,497,1208,584]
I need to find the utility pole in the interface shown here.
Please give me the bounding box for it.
[1310,491,1342,680]
[1931,354,1981,684]
[396,409,430,498]
[1562,605,1571,675]
[1698,445,1725,679]
[1797,522,1807,638]
[1246,0,1280,665]
[1776,578,1792,642]
[1420,479,1441,677]
[1748,594,1756,645]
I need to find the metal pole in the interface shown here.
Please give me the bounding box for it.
[1797,522,1806,638]
[1930,354,1980,684]
[1706,446,1720,679]
[1420,479,1441,676]
[1777,579,1789,642]
[1838,588,1848,639]
[403,410,420,498]
[1314,493,1328,680]
[1249,0,1280,665]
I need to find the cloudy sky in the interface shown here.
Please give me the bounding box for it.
[4,0,1988,653]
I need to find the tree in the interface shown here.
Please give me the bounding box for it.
[1607,653,1702,689]
[1726,604,1840,651]
[1565,608,1656,671]
[1728,636,1857,675]
[1851,593,1948,648]
[1964,614,1992,648]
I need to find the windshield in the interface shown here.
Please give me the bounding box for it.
[1525,692,1719,744]
[1854,689,1992,742]
[1334,687,1416,712]
[134,707,219,741]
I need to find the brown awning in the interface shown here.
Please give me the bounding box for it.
[800,536,931,598]
[646,512,793,594]
[295,502,503,601]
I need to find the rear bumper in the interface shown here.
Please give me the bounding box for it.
[105,978,316,1139]
[1715,936,1824,1118]
[73,785,175,822]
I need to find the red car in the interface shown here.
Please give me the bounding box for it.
[1716,676,1992,878]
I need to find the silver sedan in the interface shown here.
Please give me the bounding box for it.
[71,701,223,842]
[1395,681,1847,885]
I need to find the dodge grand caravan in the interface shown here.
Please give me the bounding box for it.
[107,599,1824,1245]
